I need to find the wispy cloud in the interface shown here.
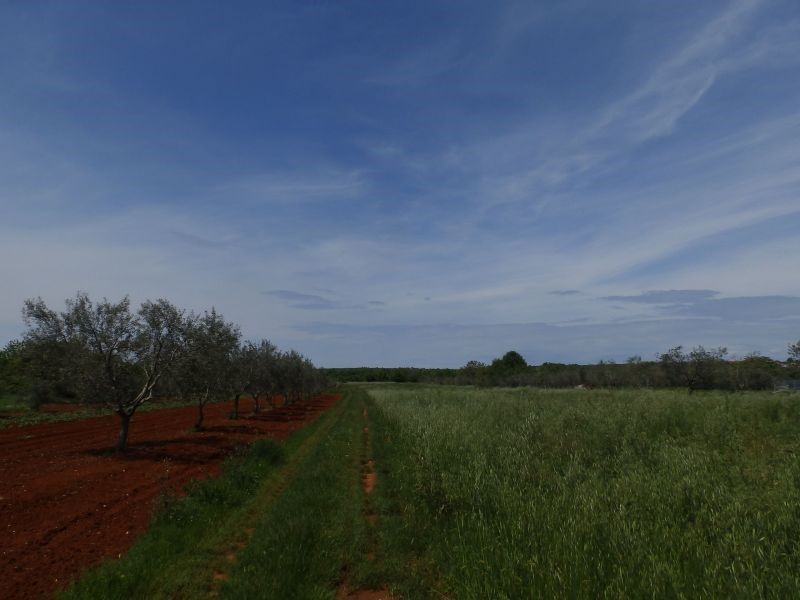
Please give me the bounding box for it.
[592,0,763,144]
[666,296,800,321]
[169,230,237,249]
[264,290,347,310]
[264,289,376,311]
[602,290,800,322]
[215,168,365,205]
[451,0,786,212]
[602,290,720,304]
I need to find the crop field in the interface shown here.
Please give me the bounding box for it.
[4,385,800,599]
[364,385,800,598]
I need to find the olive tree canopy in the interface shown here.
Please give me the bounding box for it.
[23,293,186,451]
[175,308,240,430]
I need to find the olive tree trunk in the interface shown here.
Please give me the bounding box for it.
[116,412,132,453]
[232,393,241,419]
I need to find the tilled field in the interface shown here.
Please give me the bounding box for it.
[0,395,339,599]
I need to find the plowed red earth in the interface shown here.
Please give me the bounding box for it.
[0,394,340,599]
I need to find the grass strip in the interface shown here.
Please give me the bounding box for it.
[217,386,366,599]
[60,395,345,600]
[354,390,447,599]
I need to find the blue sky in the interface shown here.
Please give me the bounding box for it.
[1,0,799,367]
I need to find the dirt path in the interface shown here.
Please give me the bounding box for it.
[0,394,340,600]
[338,405,393,600]
[204,400,347,598]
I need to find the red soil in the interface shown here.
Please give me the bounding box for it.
[0,411,26,419]
[362,460,377,494]
[338,410,395,600]
[0,394,340,600]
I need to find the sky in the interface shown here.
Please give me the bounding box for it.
[1,0,799,367]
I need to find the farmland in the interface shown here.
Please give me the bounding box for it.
[0,394,339,599]
[364,385,800,598]
[3,384,800,598]
[4,2,800,598]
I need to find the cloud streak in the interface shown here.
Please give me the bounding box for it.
[602,290,720,304]
[602,290,800,322]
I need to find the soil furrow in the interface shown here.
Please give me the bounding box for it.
[0,394,339,600]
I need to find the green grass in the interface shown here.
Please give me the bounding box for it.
[217,387,366,599]
[364,385,800,599]
[0,392,28,411]
[60,390,365,600]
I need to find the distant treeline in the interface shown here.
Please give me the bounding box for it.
[326,345,800,391]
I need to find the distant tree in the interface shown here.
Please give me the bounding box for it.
[659,346,689,388]
[463,360,486,370]
[22,293,186,451]
[660,345,728,391]
[623,355,649,388]
[458,360,486,385]
[593,359,619,387]
[484,351,529,386]
[789,340,800,363]
[687,346,728,391]
[497,351,527,370]
[731,353,778,391]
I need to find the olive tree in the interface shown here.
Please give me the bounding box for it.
[279,350,311,405]
[229,342,258,419]
[274,350,321,404]
[22,293,186,452]
[246,339,279,413]
[176,308,240,430]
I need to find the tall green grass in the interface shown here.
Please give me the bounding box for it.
[367,386,800,598]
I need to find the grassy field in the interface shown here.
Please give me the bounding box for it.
[364,385,800,598]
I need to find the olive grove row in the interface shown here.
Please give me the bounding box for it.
[21,292,326,451]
